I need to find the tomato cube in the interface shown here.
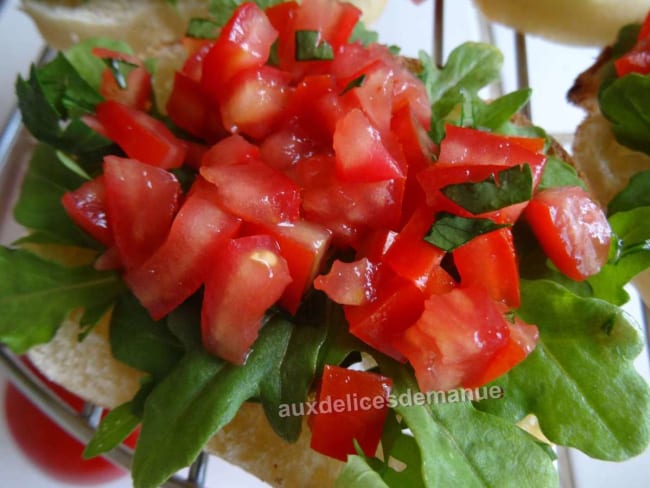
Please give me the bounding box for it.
[309,365,392,462]
[525,186,611,281]
[125,179,241,320]
[95,100,187,169]
[201,234,292,364]
[103,156,181,269]
[61,176,112,247]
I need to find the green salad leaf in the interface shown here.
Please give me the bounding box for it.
[418,43,502,142]
[12,144,100,248]
[538,156,587,191]
[83,401,140,459]
[608,169,650,214]
[477,280,650,460]
[0,247,123,353]
[378,361,558,488]
[335,455,391,488]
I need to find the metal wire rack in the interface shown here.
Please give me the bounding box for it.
[0,1,648,487]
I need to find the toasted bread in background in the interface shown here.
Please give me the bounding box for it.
[473,0,650,46]
[569,44,650,305]
[21,0,387,54]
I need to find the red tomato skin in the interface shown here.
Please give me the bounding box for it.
[314,257,379,305]
[125,179,241,320]
[61,176,113,247]
[180,38,214,82]
[524,186,611,281]
[201,234,292,364]
[166,72,224,141]
[202,134,261,168]
[103,156,181,269]
[264,1,299,73]
[242,219,332,314]
[345,266,425,361]
[99,66,152,112]
[466,316,539,388]
[396,287,511,392]
[309,365,392,462]
[219,66,291,140]
[453,227,520,308]
[200,158,302,225]
[333,108,404,183]
[95,100,187,169]
[615,11,650,76]
[201,3,278,100]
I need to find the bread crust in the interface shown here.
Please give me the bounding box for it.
[473,0,650,46]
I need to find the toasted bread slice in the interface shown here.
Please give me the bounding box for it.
[473,0,650,46]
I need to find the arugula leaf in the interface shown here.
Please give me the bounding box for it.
[83,401,140,459]
[295,30,335,61]
[538,156,587,191]
[424,213,508,252]
[379,361,558,488]
[608,169,650,214]
[335,455,391,488]
[418,43,502,142]
[132,316,295,488]
[478,280,650,460]
[0,247,124,353]
[599,72,650,156]
[13,144,99,249]
[588,207,650,305]
[110,292,185,380]
[461,88,532,132]
[441,164,533,215]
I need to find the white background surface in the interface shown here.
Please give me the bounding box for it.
[0,0,649,486]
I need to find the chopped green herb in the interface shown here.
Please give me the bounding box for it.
[340,74,366,95]
[424,213,509,251]
[186,18,220,39]
[441,164,533,215]
[295,30,334,61]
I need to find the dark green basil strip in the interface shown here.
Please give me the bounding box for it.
[340,74,366,95]
[441,164,533,215]
[295,30,334,61]
[424,213,509,252]
[538,156,587,191]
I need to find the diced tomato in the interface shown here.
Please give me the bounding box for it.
[201,234,292,364]
[220,66,291,140]
[467,315,538,388]
[285,74,342,141]
[294,0,361,52]
[94,245,122,271]
[95,100,187,169]
[524,186,611,281]
[314,257,378,305]
[166,72,224,141]
[125,179,241,320]
[202,134,261,167]
[614,10,650,76]
[309,365,392,462]
[397,287,511,392]
[265,1,299,72]
[180,38,214,82]
[333,109,403,183]
[242,219,331,314]
[341,61,394,136]
[200,158,301,225]
[382,206,449,292]
[99,66,152,112]
[103,156,181,269]
[453,227,520,308]
[354,228,398,262]
[260,123,324,171]
[345,266,424,361]
[182,140,209,170]
[61,176,112,247]
[437,124,547,185]
[201,3,278,101]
